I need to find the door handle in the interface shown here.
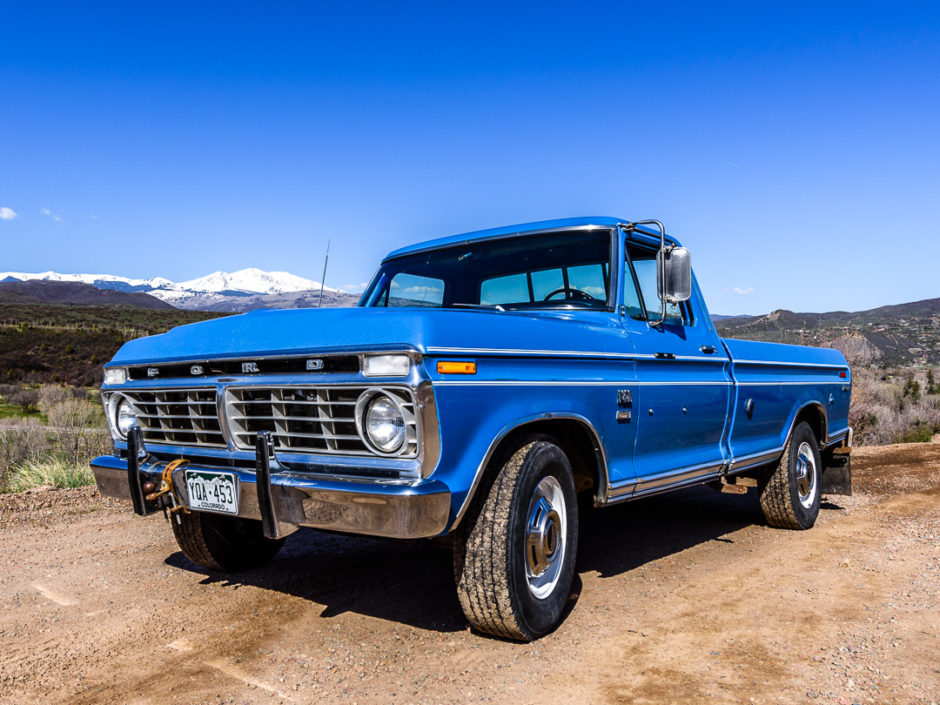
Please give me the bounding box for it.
[700,345,717,354]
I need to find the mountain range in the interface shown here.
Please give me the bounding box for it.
[0,269,359,311]
[2,268,937,368]
[715,297,940,367]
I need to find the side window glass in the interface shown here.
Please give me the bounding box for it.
[626,246,687,323]
[480,273,529,305]
[530,269,565,301]
[567,264,608,300]
[622,262,645,320]
[386,273,444,307]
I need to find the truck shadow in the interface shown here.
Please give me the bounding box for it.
[164,486,776,634]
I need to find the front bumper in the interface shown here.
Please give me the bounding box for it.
[91,450,451,540]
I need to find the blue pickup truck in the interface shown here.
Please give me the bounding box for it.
[93,217,852,640]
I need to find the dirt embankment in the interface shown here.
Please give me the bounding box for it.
[0,444,937,705]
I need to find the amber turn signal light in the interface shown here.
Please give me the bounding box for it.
[437,361,476,374]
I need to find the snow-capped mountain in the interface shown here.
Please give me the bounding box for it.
[0,268,356,312]
[176,268,326,295]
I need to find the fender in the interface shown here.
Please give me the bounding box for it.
[447,412,608,532]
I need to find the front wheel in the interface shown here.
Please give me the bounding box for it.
[453,439,578,641]
[759,421,822,529]
[172,511,285,571]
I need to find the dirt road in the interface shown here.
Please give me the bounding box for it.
[1,444,937,705]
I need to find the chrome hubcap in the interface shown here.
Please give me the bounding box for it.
[524,476,567,600]
[795,441,817,509]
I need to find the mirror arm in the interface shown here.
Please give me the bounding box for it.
[619,219,668,327]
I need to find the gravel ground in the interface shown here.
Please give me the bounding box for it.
[0,443,937,705]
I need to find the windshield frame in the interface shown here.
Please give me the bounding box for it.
[358,225,620,312]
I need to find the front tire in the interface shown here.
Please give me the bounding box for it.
[172,511,285,571]
[453,440,578,641]
[759,421,821,529]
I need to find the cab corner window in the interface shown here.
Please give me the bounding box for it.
[383,273,445,307]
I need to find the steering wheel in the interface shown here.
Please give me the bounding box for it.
[543,287,597,302]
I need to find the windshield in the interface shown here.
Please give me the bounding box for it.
[361,229,614,310]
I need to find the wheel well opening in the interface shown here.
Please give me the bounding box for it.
[794,404,826,446]
[492,419,602,496]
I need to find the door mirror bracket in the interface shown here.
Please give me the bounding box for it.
[619,220,692,327]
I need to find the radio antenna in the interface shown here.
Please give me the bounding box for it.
[317,238,331,308]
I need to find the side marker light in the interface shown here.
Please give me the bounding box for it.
[437,361,476,375]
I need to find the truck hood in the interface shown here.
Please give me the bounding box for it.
[109,307,624,365]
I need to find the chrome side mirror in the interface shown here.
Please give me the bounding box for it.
[657,247,692,303]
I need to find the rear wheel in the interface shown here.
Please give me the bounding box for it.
[759,421,821,529]
[172,511,285,571]
[453,439,578,641]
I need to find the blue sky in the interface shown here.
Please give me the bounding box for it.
[1,2,938,315]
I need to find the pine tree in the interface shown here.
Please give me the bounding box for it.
[903,374,922,404]
[927,369,937,395]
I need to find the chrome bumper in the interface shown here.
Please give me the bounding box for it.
[91,452,452,540]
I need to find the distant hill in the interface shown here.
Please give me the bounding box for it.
[0,302,225,386]
[199,288,359,312]
[715,298,940,367]
[0,281,174,309]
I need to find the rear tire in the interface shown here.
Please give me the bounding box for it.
[759,421,821,529]
[172,511,285,571]
[453,440,578,641]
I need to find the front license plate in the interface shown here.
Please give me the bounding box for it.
[185,470,239,515]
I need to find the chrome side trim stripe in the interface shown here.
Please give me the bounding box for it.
[425,347,727,362]
[728,447,784,471]
[432,380,732,387]
[732,359,849,370]
[735,381,849,386]
[427,346,639,359]
[606,459,725,502]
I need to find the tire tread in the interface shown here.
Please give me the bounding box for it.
[759,421,818,530]
[455,442,533,640]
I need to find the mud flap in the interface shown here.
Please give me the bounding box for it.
[821,452,852,496]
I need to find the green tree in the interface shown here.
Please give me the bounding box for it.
[903,374,922,404]
[927,369,938,395]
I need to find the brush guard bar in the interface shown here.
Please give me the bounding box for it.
[92,433,452,539]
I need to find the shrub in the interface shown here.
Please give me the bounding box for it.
[38,384,73,414]
[10,389,39,414]
[894,425,935,444]
[47,398,108,465]
[0,418,49,491]
[850,368,940,445]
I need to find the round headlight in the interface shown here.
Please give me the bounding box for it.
[116,398,138,437]
[364,395,406,453]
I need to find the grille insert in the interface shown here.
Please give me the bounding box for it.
[119,389,225,448]
[224,386,418,457]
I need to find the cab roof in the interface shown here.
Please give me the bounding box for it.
[383,216,680,261]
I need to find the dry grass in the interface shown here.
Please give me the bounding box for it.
[5,457,95,492]
[0,394,110,492]
[850,368,940,445]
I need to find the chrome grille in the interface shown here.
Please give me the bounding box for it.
[119,389,225,448]
[224,386,418,457]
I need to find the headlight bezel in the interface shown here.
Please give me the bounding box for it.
[106,393,138,440]
[354,389,413,456]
